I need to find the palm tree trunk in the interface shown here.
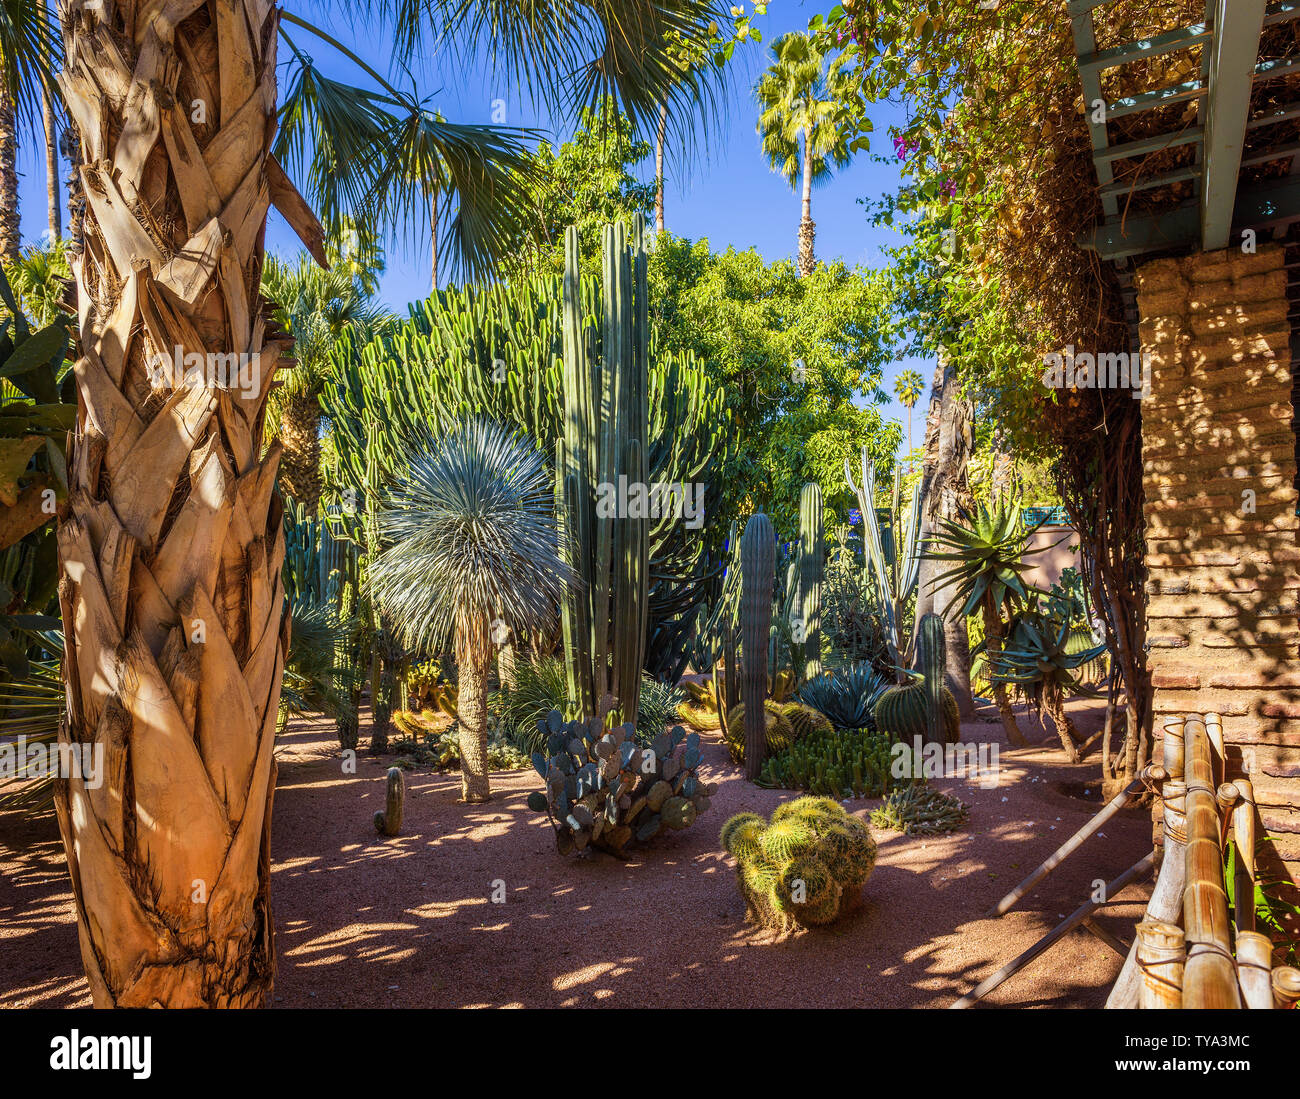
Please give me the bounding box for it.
[655,102,667,236]
[455,624,493,803]
[0,87,20,264]
[982,598,1027,747]
[54,1,320,1008]
[279,393,322,515]
[430,187,439,291]
[914,356,976,717]
[59,121,84,255]
[42,79,62,243]
[797,130,815,276]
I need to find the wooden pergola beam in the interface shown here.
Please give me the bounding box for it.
[1202,0,1269,250]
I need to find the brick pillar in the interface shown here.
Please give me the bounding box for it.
[1135,243,1300,892]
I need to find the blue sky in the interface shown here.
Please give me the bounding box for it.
[11,0,931,432]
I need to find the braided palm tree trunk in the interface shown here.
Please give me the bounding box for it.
[54,0,322,1008]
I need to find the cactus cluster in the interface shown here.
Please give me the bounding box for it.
[526,709,713,856]
[403,659,458,717]
[720,700,832,764]
[390,710,529,772]
[874,613,960,745]
[870,783,970,835]
[757,725,896,799]
[720,796,877,933]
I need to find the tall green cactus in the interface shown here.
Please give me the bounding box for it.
[557,218,651,724]
[322,242,730,680]
[845,446,921,678]
[918,612,947,748]
[795,483,823,681]
[741,513,776,781]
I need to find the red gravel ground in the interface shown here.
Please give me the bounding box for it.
[0,698,1152,1009]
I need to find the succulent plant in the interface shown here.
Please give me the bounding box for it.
[373,767,406,836]
[526,709,713,856]
[794,662,891,730]
[720,796,877,933]
[874,613,960,745]
[870,783,969,835]
[757,725,895,800]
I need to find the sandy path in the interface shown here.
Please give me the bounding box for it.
[0,699,1151,1008]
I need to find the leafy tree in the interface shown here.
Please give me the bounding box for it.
[648,235,898,537]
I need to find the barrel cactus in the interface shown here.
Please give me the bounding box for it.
[373,767,406,836]
[720,796,877,934]
[874,613,960,744]
[527,710,713,856]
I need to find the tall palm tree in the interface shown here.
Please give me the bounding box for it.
[0,0,58,262]
[54,0,728,1008]
[369,420,570,803]
[894,368,925,460]
[261,248,391,515]
[756,31,854,276]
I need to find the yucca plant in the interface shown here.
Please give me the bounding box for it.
[368,419,571,803]
[926,499,1051,747]
[989,591,1106,763]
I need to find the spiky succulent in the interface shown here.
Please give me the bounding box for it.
[794,661,891,730]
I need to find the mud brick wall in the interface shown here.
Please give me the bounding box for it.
[1135,243,1300,892]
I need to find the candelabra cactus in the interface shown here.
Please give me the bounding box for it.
[374,767,405,836]
[556,219,652,726]
[527,710,714,856]
[740,513,776,780]
[757,725,895,799]
[720,796,877,934]
[794,483,824,680]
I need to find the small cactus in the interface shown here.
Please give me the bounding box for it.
[870,783,969,835]
[374,767,405,836]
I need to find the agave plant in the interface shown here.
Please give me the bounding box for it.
[368,418,572,802]
[990,595,1107,763]
[844,446,921,678]
[794,662,891,731]
[926,498,1053,747]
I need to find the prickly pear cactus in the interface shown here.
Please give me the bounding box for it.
[374,767,405,836]
[720,796,876,934]
[527,710,714,856]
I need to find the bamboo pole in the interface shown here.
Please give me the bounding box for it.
[1181,714,1242,1009]
[988,775,1142,918]
[1273,967,1300,1009]
[952,851,1156,1009]
[1136,920,1185,1009]
[1230,780,1257,936]
[1107,719,1188,1009]
[1236,931,1275,1009]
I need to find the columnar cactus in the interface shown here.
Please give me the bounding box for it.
[919,612,947,748]
[557,218,652,726]
[795,483,824,680]
[740,513,776,780]
[374,767,405,836]
[720,796,877,934]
